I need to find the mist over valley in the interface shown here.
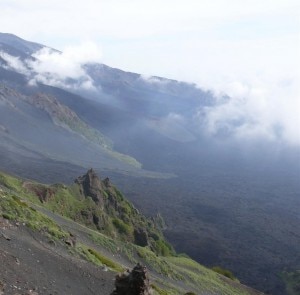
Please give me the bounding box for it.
[0,32,299,295]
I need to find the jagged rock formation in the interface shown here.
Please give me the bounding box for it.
[111,264,151,295]
[24,169,172,254]
[75,168,105,204]
[74,169,173,253]
[133,228,149,247]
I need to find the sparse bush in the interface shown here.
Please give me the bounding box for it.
[151,283,170,295]
[76,245,123,272]
[112,218,132,235]
[153,239,174,256]
[212,266,236,280]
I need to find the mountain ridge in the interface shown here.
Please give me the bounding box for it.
[0,32,299,295]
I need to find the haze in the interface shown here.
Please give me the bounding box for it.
[1,0,299,144]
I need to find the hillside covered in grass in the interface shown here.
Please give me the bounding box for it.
[0,170,263,295]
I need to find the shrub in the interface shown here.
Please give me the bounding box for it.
[151,284,170,295]
[112,218,132,235]
[87,248,123,271]
[153,239,174,256]
[212,266,236,280]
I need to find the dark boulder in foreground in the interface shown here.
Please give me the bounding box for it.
[111,263,151,295]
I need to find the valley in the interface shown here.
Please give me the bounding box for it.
[0,33,299,295]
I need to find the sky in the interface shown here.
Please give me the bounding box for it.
[0,0,300,145]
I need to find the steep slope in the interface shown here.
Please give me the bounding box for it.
[0,33,44,55]
[0,33,299,295]
[22,168,172,254]
[0,170,263,295]
[0,83,142,172]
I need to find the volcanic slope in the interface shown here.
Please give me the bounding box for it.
[1,33,299,295]
[0,170,263,295]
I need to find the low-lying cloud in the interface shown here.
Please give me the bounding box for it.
[1,42,102,91]
[0,51,29,75]
[197,75,300,146]
[1,41,299,146]
[27,42,102,90]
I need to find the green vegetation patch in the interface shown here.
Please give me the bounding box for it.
[212,266,237,281]
[112,218,133,236]
[166,256,247,295]
[151,283,175,295]
[0,171,255,295]
[281,270,300,295]
[0,190,68,240]
[75,243,124,272]
[0,172,23,192]
[152,238,174,256]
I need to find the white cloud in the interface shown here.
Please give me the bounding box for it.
[140,75,170,85]
[0,0,299,145]
[0,51,29,74]
[26,42,102,90]
[197,75,300,145]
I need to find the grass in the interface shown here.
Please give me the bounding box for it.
[89,229,250,295]
[151,283,176,295]
[75,243,124,272]
[0,171,256,295]
[0,187,124,273]
[212,266,237,281]
[166,257,249,295]
[0,173,23,192]
[281,270,300,295]
[0,189,68,241]
[89,231,137,263]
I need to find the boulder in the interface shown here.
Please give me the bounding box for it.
[111,263,151,295]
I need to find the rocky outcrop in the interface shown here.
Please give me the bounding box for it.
[22,168,169,253]
[111,264,151,295]
[134,228,149,247]
[22,182,55,203]
[75,168,104,204]
[74,169,170,251]
[103,177,112,188]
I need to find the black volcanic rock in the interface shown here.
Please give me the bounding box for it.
[134,228,149,247]
[1,33,299,295]
[111,264,151,295]
[72,169,170,252]
[103,177,112,188]
[75,168,104,204]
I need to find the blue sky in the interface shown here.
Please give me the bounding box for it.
[1,0,299,144]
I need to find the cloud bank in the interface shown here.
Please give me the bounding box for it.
[27,42,102,90]
[197,75,300,145]
[1,42,102,91]
[0,0,298,145]
[0,51,29,74]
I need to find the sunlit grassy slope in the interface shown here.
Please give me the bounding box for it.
[0,171,261,295]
